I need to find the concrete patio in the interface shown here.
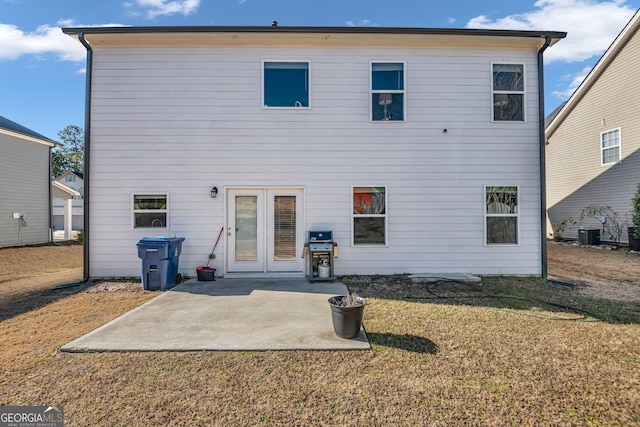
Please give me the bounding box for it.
[61,278,370,352]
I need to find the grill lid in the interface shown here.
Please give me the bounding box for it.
[308,231,332,242]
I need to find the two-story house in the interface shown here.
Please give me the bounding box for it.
[546,10,640,244]
[62,25,565,279]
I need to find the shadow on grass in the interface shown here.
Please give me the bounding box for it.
[0,281,89,322]
[367,332,438,354]
[344,275,640,325]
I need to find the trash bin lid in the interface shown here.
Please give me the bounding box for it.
[137,237,184,247]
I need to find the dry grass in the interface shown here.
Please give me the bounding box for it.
[0,243,639,425]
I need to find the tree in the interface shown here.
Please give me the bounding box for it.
[632,183,640,240]
[52,125,84,178]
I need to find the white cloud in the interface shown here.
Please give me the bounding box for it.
[346,19,378,27]
[0,23,86,62]
[466,0,637,63]
[0,20,128,64]
[127,0,201,19]
[552,65,593,99]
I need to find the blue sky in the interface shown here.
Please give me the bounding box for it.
[1,0,638,140]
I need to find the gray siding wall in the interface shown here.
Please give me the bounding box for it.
[546,26,640,242]
[88,42,544,277]
[0,134,52,247]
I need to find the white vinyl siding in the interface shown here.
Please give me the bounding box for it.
[86,42,542,277]
[0,134,52,247]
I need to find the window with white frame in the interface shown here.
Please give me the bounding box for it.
[371,62,404,121]
[492,64,524,122]
[601,128,621,165]
[485,186,518,245]
[352,186,387,245]
[263,61,309,108]
[133,194,168,229]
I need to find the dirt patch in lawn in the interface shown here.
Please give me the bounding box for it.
[548,241,640,302]
[0,243,84,321]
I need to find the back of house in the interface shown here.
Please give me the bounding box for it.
[63,25,564,279]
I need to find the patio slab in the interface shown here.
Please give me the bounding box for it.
[61,278,370,352]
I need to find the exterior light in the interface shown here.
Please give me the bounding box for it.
[211,187,218,198]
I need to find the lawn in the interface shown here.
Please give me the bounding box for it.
[0,244,639,425]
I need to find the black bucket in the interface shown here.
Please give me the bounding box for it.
[328,296,366,339]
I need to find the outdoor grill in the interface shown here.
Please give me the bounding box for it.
[304,231,338,282]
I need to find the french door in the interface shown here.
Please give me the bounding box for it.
[227,188,304,273]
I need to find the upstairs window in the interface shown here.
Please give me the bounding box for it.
[492,64,524,122]
[133,194,168,229]
[263,61,309,108]
[601,128,621,165]
[485,186,518,245]
[352,186,387,245]
[371,62,404,121]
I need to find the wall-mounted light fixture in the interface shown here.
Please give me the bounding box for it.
[211,187,218,198]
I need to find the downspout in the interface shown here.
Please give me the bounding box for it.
[538,36,552,279]
[78,32,92,281]
[48,146,53,243]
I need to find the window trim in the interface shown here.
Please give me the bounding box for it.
[484,185,520,246]
[262,60,311,109]
[132,193,169,230]
[370,61,406,122]
[600,127,622,166]
[491,62,526,123]
[351,185,389,247]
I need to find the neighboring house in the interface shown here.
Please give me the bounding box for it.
[63,25,565,279]
[546,9,640,242]
[0,115,57,247]
[52,171,84,232]
[56,171,84,196]
[52,180,80,240]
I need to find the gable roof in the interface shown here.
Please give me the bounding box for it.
[52,180,81,198]
[56,171,84,181]
[546,9,640,137]
[0,115,57,146]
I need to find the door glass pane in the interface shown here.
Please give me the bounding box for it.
[274,196,296,261]
[235,196,257,261]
